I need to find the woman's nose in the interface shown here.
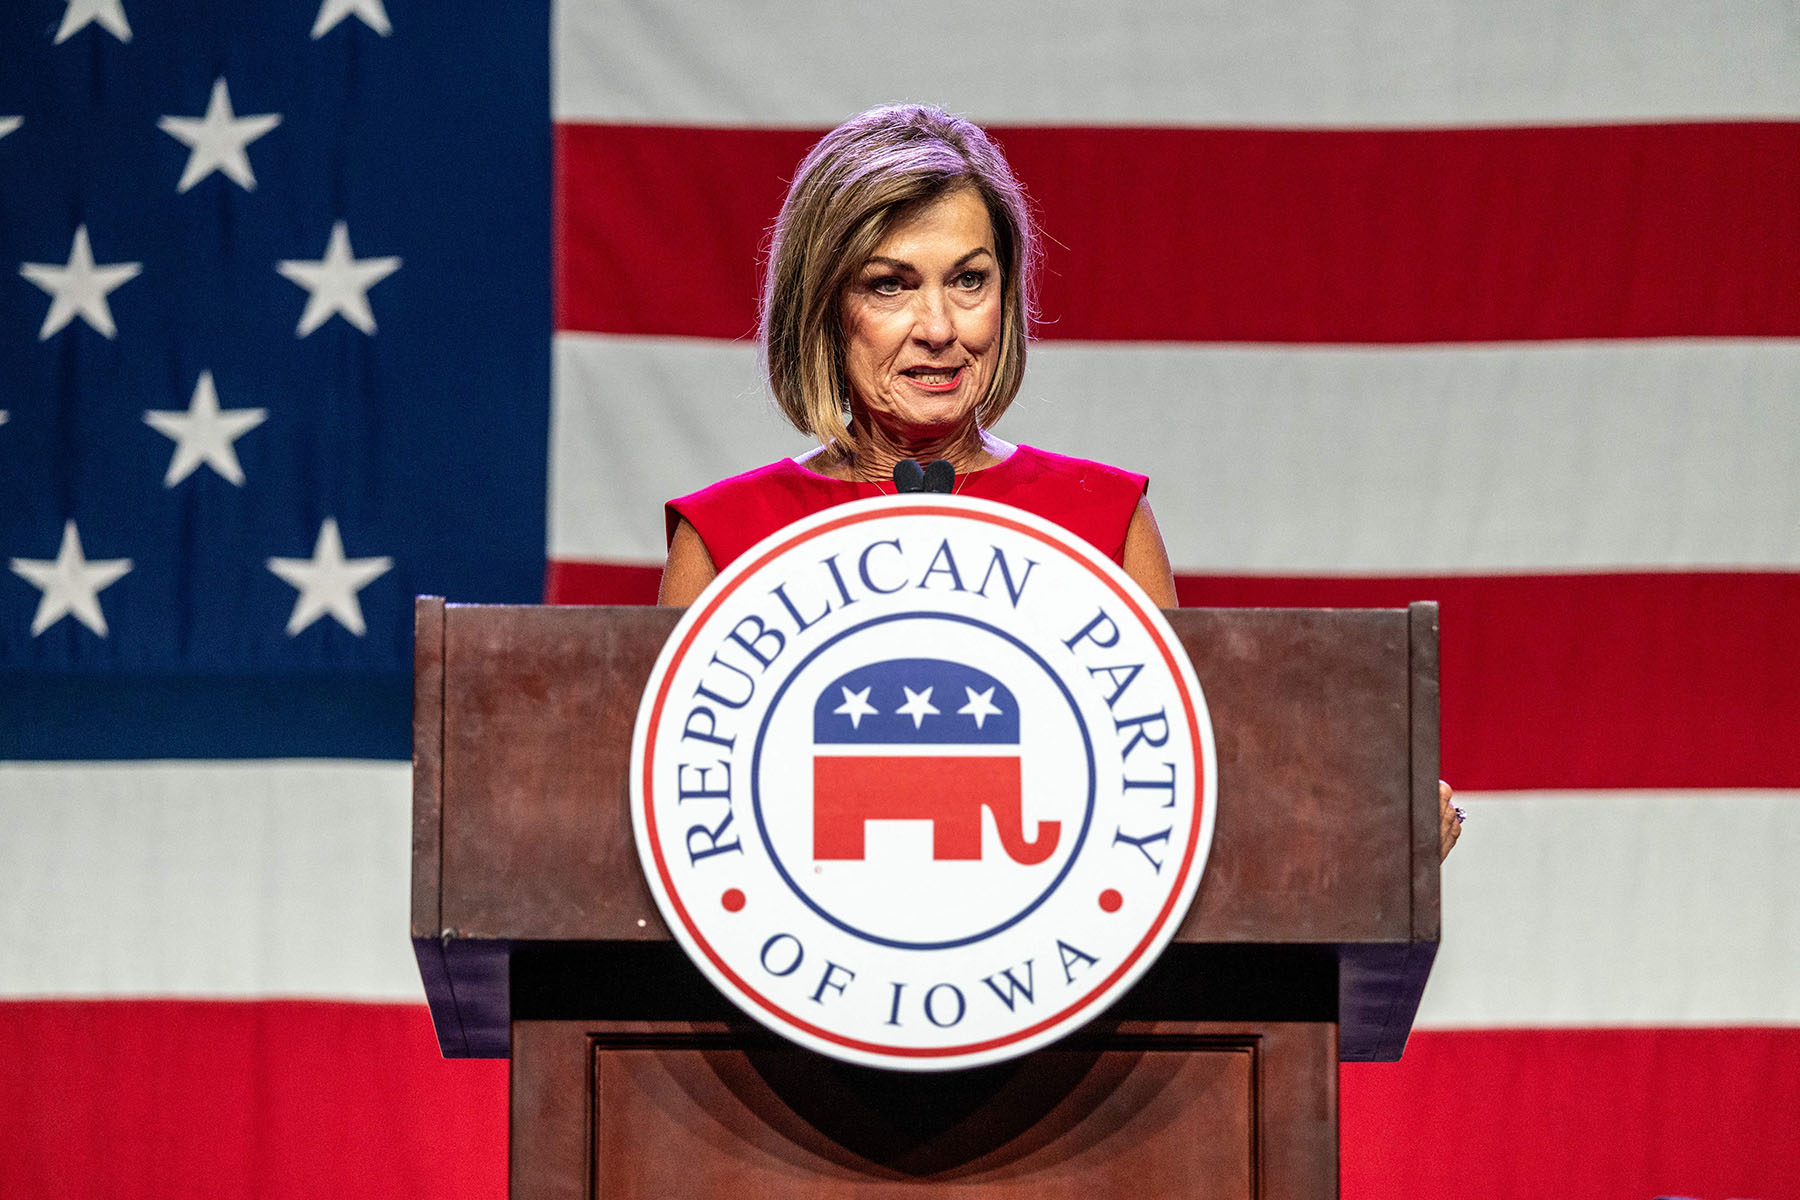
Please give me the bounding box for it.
[911,290,955,347]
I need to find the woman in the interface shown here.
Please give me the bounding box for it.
[657,103,1461,858]
[658,103,1176,610]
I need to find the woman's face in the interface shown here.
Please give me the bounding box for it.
[839,185,1002,439]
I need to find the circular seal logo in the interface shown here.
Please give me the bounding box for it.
[631,495,1215,1070]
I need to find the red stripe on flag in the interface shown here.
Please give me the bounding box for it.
[1342,1028,1800,1200]
[1177,571,1800,792]
[556,121,1800,343]
[7,1000,1793,1198]
[548,560,1800,791]
[545,557,661,604]
[0,1000,506,1200]
[556,124,815,342]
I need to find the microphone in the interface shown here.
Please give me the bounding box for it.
[892,459,926,492]
[922,459,955,493]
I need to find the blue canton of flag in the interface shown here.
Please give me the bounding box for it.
[0,0,551,758]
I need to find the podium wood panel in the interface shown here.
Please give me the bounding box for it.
[414,601,1438,1062]
[512,1020,1335,1200]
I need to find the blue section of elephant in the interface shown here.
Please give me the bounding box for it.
[813,658,1020,744]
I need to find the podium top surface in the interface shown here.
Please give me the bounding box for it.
[413,600,1440,1062]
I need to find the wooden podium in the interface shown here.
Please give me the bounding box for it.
[412,598,1440,1198]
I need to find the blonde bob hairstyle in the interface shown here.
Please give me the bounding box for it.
[761,104,1038,450]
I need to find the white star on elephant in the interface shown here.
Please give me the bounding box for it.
[895,686,940,729]
[957,686,1003,729]
[833,686,879,729]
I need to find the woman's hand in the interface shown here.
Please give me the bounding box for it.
[1439,780,1463,861]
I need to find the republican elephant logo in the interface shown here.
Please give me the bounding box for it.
[809,658,1061,866]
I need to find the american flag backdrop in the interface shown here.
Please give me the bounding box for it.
[4,2,1799,1197]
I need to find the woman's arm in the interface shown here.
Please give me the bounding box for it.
[1121,496,1177,608]
[658,517,718,606]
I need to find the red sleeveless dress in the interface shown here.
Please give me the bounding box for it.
[666,445,1148,570]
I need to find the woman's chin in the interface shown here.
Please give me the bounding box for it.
[865,390,982,435]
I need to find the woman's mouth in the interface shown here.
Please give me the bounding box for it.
[900,366,962,391]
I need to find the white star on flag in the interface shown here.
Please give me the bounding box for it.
[55,0,132,44]
[158,78,282,194]
[896,686,940,729]
[266,518,393,636]
[19,225,143,341]
[957,686,1003,729]
[0,411,8,425]
[0,117,20,141]
[833,685,878,729]
[143,371,268,487]
[276,221,402,337]
[10,520,133,637]
[312,0,392,38]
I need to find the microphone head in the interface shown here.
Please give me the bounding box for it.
[892,459,926,492]
[922,459,955,493]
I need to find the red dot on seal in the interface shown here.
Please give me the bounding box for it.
[1099,889,1123,913]
[721,888,746,913]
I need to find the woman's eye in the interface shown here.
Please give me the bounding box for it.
[955,270,988,290]
[869,276,903,296]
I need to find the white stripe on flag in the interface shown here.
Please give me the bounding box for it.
[554,1,1800,126]
[1418,790,1800,1028]
[9,765,1797,1030]
[0,761,419,1001]
[551,332,1800,570]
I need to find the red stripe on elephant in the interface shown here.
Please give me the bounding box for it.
[812,756,1059,865]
